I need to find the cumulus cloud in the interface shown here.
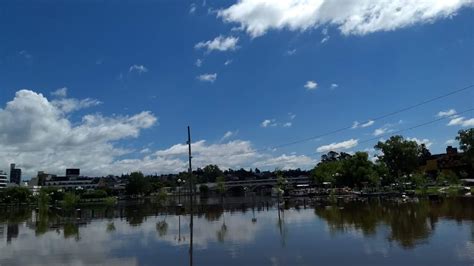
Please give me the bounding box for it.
[304,80,317,90]
[224,59,233,66]
[407,137,433,148]
[261,119,276,128]
[316,139,358,153]
[283,122,292,127]
[352,120,374,129]
[437,109,457,117]
[0,90,315,176]
[218,0,474,38]
[445,139,456,145]
[129,65,148,74]
[197,73,217,82]
[373,127,391,136]
[51,87,68,98]
[447,116,474,127]
[330,83,338,89]
[0,90,157,176]
[195,35,239,52]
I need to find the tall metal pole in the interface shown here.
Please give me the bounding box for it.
[187,126,194,266]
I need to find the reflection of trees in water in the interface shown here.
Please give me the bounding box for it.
[106,222,116,232]
[314,200,437,248]
[63,222,80,241]
[156,220,168,237]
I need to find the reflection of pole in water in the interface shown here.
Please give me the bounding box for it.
[187,126,194,266]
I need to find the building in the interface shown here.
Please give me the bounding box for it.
[0,171,7,189]
[9,164,21,185]
[421,146,471,177]
[42,169,97,190]
[66,168,80,179]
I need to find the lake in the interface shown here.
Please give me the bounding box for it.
[1,197,474,266]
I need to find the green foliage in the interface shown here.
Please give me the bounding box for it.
[216,176,226,195]
[339,152,378,188]
[0,187,33,204]
[375,136,423,180]
[62,192,79,210]
[203,165,223,183]
[126,172,151,196]
[312,152,379,188]
[311,160,340,185]
[199,184,209,197]
[456,128,474,167]
[81,190,108,199]
[436,170,459,185]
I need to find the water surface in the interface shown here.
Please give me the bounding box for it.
[1,197,474,266]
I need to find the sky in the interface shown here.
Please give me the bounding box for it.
[0,0,473,177]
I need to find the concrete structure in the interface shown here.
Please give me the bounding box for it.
[44,177,97,190]
[204,176,311,192]
[0,171,7,189]
[9,164,21,185]
[66,168,80,178]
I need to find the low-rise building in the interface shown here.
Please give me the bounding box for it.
[0,171,7,189]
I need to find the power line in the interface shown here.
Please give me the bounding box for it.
[217,84,474,159]
[298,106,474,158]
[258,83,474,152]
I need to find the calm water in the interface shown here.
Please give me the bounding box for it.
[1,197,474,266]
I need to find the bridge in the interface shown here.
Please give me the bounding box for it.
[203,176,311,192]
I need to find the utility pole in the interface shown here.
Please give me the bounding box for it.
[187,126,194,266]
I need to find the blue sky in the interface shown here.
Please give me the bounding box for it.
[0,0,473,177]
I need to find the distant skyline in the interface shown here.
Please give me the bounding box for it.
[0,0,473,177]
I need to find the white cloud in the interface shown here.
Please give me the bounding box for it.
[437,109,457,117]
[224,59,233,66]
[304,80,317,90]
[286,49,297,55]
[190,3,197,14]
[316,139,358,153]
[218,0,474,38]
[0,90,319,176]
[288,113,296,120]
[373,127,391,136]
[361,120,375,128]
[220,130,238,141]
[52,98,102,113]
[445,139,456,145]
[407,137,433,148]
[352,120,374,129]
[447,116,474,127]
[330,83,338,89]
[261,119,276,128]
[195,59,203,67]
[321,36,330,43]
[51,87,68,98]
[129,65,148,74]
[283,122,292,127]
[195,35,239,52]
[197,73,217,82]
[0,90,157,176]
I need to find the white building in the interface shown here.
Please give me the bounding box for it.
[0,171,7,189]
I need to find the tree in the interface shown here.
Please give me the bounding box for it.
[375,136,423,182]
[311,161,341,185]
[339,152,378,187]
[126,172,150,196]
[203,165,223,183]
[456,128,474,168]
